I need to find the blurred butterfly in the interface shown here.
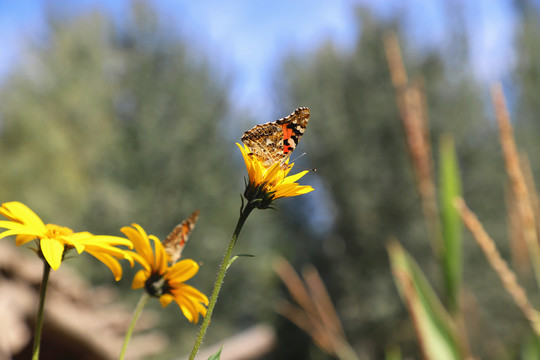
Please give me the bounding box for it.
[162,210,199,263]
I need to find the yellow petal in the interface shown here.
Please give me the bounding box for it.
[0,221,43,243]
[173,292,206,323]
[132,269,149,289]
[166,259,199,284]
[0,228,31,242]
[275,183,314,199]
[174,283,209,305]
[86,251,123,281]
[66,236,86,254]
[160,294,174,307]
[151,238,168,275]
[121,224,154,267]
[236,143,252,173]
[15,234,38,246]
[177,300,197,323]
[281,170,309,184]
[0,202,46,232]
[82,234,133,248]
[123,251,147,269]
[40,238,65,270]
[261,162,282,184]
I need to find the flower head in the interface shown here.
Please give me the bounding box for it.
[121,223,208,323]
[237,143,314,208]
[0,201,135,280]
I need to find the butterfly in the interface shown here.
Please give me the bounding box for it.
[241,107,310,168]
[162,210,199,264]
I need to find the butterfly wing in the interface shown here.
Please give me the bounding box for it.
[276,107,310,155]
[162,210,200,263]
[241,122,284,167]
[241,107,309,167]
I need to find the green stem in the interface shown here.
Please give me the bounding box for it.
[32,261,51,360]
[188,202,255,360]
[119,292,151,360]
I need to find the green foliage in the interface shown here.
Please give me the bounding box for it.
[208,347,223,360]
[277,7,507,359]
[521,335,540,360]
[3,1,540,359]
[0,2,266,357]
[388,240,462,360]
[438,134,462,313]
[227,254,255,270]
[0,5,237,235]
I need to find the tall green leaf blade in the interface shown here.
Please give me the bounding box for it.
[388,240,462,360]
[207,347,222,360]
[439,134,463,313]
[521,334,540,360]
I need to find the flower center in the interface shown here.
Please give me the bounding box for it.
[145,272,170,297]
[45,224,74,239]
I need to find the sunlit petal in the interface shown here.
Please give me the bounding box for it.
[174,283,209,305]
[121,224,154,267]
[132,269,149,289]
[87,251,123,281]
[40,238,65,270]
[166,259,199,284]
[0,202,136,276]
[122,223,207,322]
[159,294,174,307]
[0,202,46,231]
[236,143,314,208]
[151,238,168,275]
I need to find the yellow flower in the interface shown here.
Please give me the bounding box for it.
[237,143,314,208]
[0,201,135,280]
[121,223,208,323]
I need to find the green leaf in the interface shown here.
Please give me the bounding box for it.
[226,254,255,270]
[521,334,540,360]
[207,347,222,360]
[385,344,402,360]
[388,240,462,360]
[438,134,463,313]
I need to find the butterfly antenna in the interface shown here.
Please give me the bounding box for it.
[290,152,307,163]
[289,152,316,172]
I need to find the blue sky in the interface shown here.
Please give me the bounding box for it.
[0,0,521,116]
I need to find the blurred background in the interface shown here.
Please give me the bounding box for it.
[1,0,540,359]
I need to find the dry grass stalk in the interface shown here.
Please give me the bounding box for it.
[520,152,540,247]
[455,197,540,336]
[302,265,345,338]
[383,32,408,90]
[276,299,334,353]
[491,83,540,286]
[390,269,430,360]
[273,257,358,360]
[383,32,440,253]
[506,182,530,274]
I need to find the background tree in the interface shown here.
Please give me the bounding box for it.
[274,7,516,359]
[2,1,540,359]
[0,2,286,357]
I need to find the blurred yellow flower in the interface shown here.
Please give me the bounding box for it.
[237,143,314,208]
[121,223,208,323]
[0,201,135,280]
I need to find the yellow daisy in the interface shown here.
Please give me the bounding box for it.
[0,201,136,280]
[237,143,314,208]
[121,223,208,323]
